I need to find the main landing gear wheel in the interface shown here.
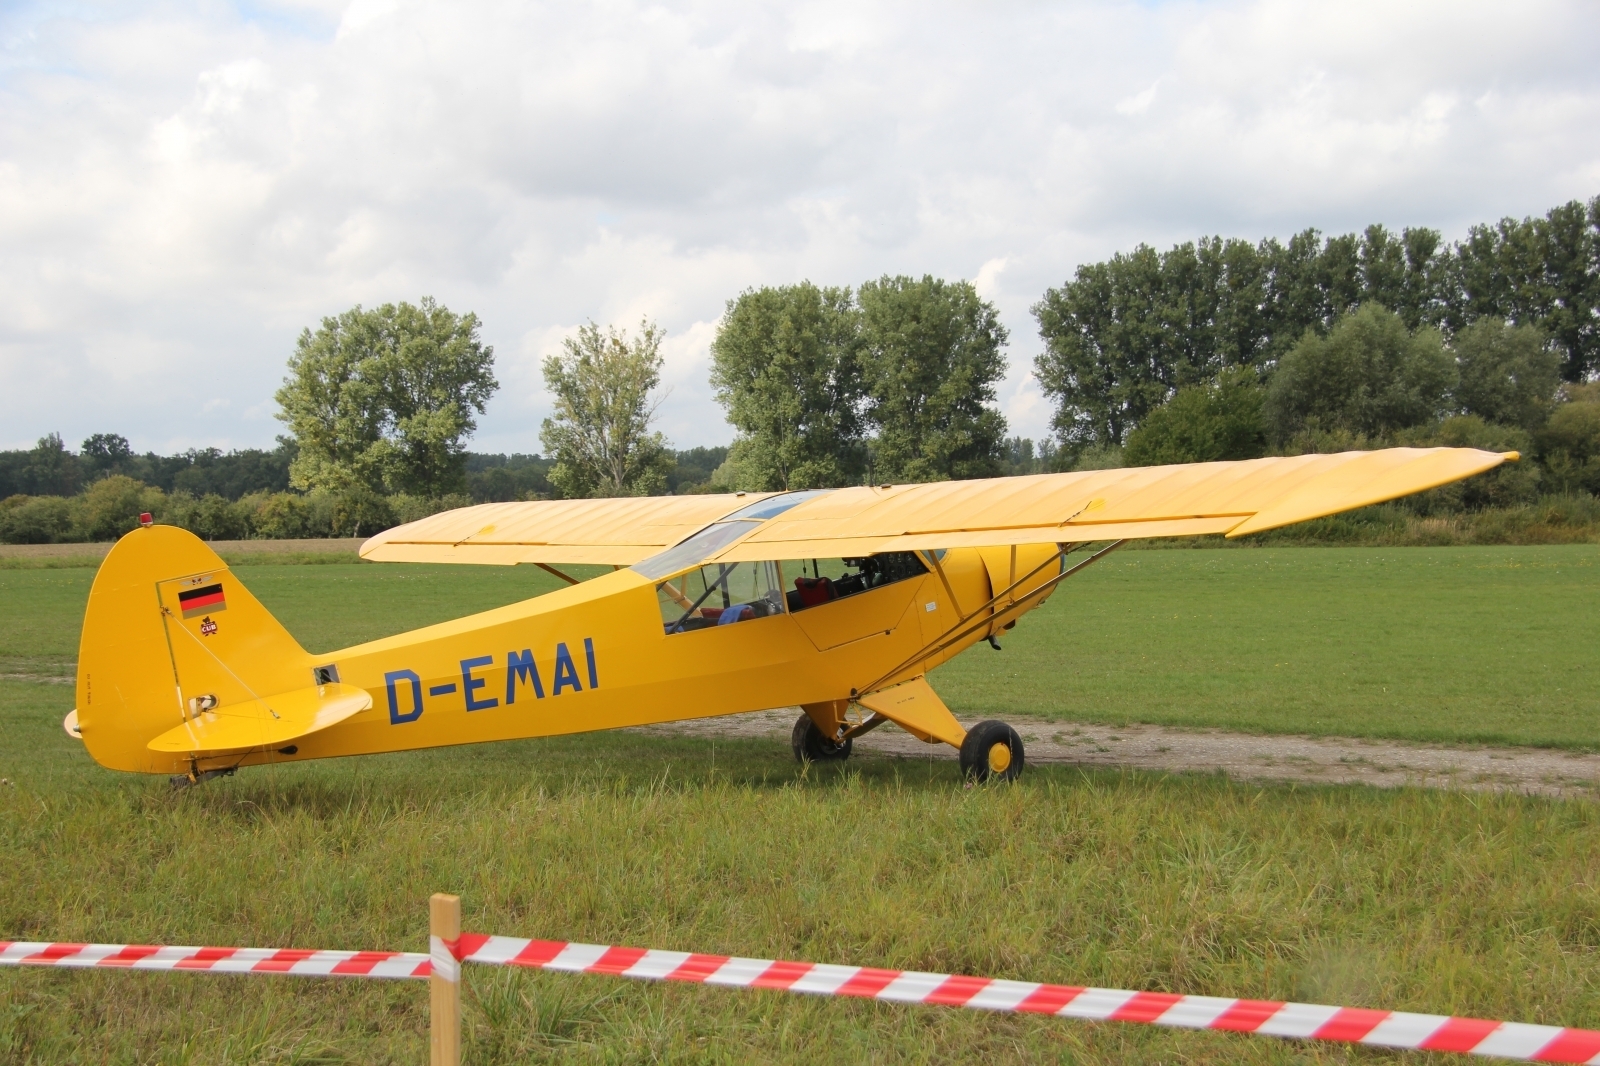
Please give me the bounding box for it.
[960,720,1024,783]
[791,713,853,764]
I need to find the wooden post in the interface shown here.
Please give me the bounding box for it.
[430,893,461,1066]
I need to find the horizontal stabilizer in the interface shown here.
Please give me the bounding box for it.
[148,683,372,756]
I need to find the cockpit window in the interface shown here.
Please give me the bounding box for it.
[719,489,833,522]
[657,561,785,634]
[632,490,836,580]
[784,552,927,612]
[633,521,753,580]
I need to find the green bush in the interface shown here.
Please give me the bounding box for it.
[1123,369,1266,466]
[390,492,475,526]
[74,475,164,542]
[161,492,254,541]
[0,495,75,543]
[238,491,310,539]
[1537,384,1600,495]
[1395,416,1541,512]
[329,486,394,538]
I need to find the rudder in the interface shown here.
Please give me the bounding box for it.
[75,525,320,774]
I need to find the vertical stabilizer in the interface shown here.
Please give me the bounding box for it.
[76,526,313,774]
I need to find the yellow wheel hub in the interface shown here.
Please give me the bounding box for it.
[987,741,1012,774]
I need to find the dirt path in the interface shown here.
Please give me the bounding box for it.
[631,709,1600,798]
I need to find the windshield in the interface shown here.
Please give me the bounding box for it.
[631,489,835,579]
[719,489,833,521]
[632,521,754,579]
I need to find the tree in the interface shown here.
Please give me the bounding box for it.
[1123,369,1267,466]
[709,283,864,491]
[1032,247,1188,452]
[1265,304,1456,445]
[1447,197,1600,382]
[540,320,674,498]
[81,433,134,481]
[1451,318,1561,432]
[22,434,81,497]
[858,275,1008,482]
[275,297,497,496]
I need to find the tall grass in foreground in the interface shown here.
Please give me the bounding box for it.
[4,730,1599,1063]
[4,549,1599,1061]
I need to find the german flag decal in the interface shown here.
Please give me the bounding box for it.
[178,582,227,619]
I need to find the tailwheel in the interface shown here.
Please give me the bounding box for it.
[959,720,1024,783]
[791,713,853,764]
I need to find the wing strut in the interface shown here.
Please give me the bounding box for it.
[857,539,1127,699]
[535,563,580,586]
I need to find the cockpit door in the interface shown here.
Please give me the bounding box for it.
[790,579,922,651]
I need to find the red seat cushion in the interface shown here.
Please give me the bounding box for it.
[794,576,836,606]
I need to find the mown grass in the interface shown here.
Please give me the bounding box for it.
[2,549,1599,1062]
[939,544,1600,749]
[7,546,1597,748]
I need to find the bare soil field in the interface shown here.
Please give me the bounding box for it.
[636,708,1600,798]
[0,537,364,559]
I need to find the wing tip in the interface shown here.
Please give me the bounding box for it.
[1225,446,1510,538]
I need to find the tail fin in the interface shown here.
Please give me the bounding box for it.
[76,526,368,775]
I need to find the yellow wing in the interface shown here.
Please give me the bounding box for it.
[361,448,1510,568]
[712,448,1514,562]
[360,493,774,565]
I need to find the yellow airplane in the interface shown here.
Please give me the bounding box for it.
[68,448,1513,785]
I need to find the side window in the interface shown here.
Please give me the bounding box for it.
[785,552,928,612]
[657,561,785,634]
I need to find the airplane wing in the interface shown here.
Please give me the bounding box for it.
[362,448,1511,567]
[711,447,1515,562]
[359,493,773,565]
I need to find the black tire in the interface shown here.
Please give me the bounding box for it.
[959,720,1024,783]
[791,713,853,764]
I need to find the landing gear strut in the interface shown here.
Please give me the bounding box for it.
[791,713,853,764]
[959,720,1024,783]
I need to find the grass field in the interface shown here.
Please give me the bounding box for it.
[7,544,1598,745]
[3,547,1600,1063]
[940,545,1600,748]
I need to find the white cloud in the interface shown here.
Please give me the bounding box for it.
[0,0,1596,453]
[973,257,1008,300]
[1115,80,1160,116]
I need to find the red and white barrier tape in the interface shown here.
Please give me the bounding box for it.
[9,935,1600,1061]
[455,935,1600,1063]
[0,941,428,979]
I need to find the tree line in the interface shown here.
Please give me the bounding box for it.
[1036,197,1599,453]
[0,435,730,544]
[3,194,1594,545]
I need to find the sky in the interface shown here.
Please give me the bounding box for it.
[1,0,1597,457]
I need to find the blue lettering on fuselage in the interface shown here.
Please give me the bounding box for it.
[551,642,581,695]
[460,655,496,711]
[386,641,596,724]
[385,669,423,724]
[506,648,543,703]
